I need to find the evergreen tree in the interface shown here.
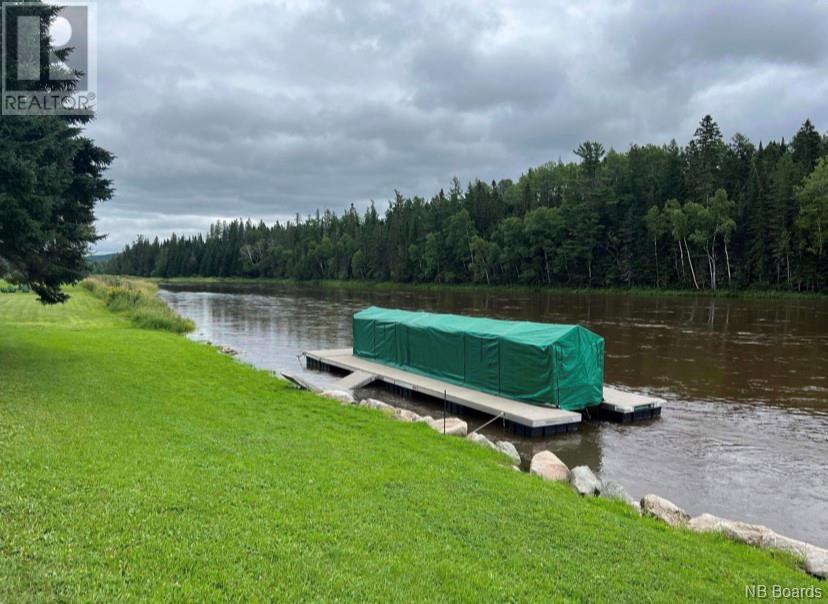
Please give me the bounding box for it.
[792,119,823,176]
[0,1,113,303]
[686,115,726,202]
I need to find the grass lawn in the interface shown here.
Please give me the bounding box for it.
[0,286,822,602]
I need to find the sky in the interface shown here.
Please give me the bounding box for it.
[86,0,828,254]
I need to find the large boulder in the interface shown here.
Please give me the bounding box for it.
[641,494,690,527]
[393,408,421,422]
[465,434,522,466]
[359,399,396,417]
[360,398,393,411]
[687,513,727,534]
[570,466,603,496]
[427,417,468,437]
[467,432,497,450]
[690,514,798,550]
[495,441,521,466]
[721,520,772,547]
[529,451,570,482]
[762,532,810,558]
[322,390,355,405]
[600,479,636,506]
[805,546,828,579]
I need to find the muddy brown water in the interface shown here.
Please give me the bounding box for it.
[158,283,828,546]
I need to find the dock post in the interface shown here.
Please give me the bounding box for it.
[443,390,447,435]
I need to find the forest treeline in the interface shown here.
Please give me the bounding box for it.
[106,116,828,291]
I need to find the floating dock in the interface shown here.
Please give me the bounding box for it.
[598,387,663,423]
[304,348,662,436]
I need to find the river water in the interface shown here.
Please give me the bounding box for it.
[158,283,828,546]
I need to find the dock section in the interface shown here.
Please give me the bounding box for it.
[304,348,581,436]
[600,387,663,423]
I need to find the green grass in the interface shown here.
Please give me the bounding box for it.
[0,288,822,602]
[150,276,827,300]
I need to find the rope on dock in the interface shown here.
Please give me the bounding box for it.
[468,412,506,436]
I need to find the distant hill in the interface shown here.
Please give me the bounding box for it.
[87,253,116,264]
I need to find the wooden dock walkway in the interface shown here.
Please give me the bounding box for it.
[303,348,662,435]
[305,348,581,435]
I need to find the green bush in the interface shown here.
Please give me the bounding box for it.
[82,276,195,334]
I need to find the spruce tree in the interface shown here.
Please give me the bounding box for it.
[0,0,113,303]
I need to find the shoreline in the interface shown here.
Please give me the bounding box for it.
[143,275,828,301]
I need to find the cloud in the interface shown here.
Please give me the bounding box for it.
[87,0,828,252]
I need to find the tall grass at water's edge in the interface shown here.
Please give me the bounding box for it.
[82,276,195,334]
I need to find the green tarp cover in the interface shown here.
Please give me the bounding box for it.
[352,306,604,410]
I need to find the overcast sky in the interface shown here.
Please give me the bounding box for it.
[87,0,828,253]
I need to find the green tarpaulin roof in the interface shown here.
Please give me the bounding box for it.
[353,306,604,410]
[356,307,578,344]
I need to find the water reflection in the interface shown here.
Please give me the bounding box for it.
[159,283,828,546]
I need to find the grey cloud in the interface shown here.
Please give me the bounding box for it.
[89,0,828,253]
[410,40,567,112]
[618,2,828,76]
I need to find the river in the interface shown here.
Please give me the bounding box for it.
[158,282,828,547]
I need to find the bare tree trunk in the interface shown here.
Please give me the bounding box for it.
[714,243,718,291]
[543,249,551,284]
[724,241,732,287]
[786,253,791,286]
[684,238,700,289]
[713,252,717,290]
[708,247,716,291]
[704,248,713,290]
[709,235,717,291]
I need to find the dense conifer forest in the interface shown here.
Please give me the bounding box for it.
[106,116,828,291]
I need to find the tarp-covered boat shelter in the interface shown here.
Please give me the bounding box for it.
[352,307,604,411]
